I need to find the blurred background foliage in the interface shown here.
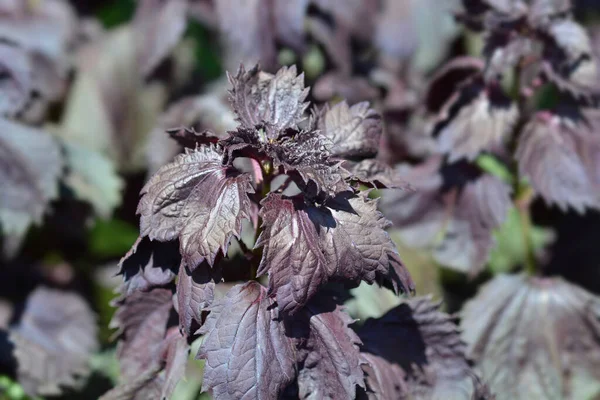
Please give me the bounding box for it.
[2,0,600,399]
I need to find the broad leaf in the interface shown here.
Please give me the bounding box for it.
[358,297,486,399]
[10,287,98,396]
[138,145,254,269]
[106,288,189,400]
[540,19,600,103]
[317,101,382,159]
[434,80,518,162]
[256,192,413,314]
[381,157,512,276]
[197,282,295,399]
[118,236,181,295]
[62,139,124,218]
[292,297,365,400]
[462,274,600,400]
[228,64,309,136]
[516,110,600,212]
[176,263,221,336]
[133,0,188,76]
[0,43,32,117]
[216,0,276,70]
[145,80,237,173]
[0,118,63,256]
[344,159,410,189]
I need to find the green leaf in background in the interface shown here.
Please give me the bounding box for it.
[488,207,555,274]
[476,154,514,185]
[186,21,223,82]
[97,0,136,28]
[0,376,38,400]
[88,219,138,259]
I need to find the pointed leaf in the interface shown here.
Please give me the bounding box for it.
[358,297,482,399]
[344,159,410,189]
[197,282,295,399]
[516,110,600,212]
[118,236,181,295]
[177,263,220,336]
[228,64,310,135]
[10,287,98,396]
[256,192,413,314]
[133,0,188,76]
[0,118,62,256]
[382,158,512,276]
[317,101,382,159]
[138,145,254,269]
[462,274,600,400]
[293,297,365,400]
[434,81,518,162]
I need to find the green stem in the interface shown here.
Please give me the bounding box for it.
[509,60,538,276]
[515,184,537,275]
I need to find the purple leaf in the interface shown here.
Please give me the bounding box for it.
[197,281,295,399]
[359,353,407,400]
[118,236,181,295]
[228,64,310,136]
[256,192,413,314]
[434,80,518,162]
[273,0,310,51]
[461,273,600,400]
[215,0,277,70]
[317,101,382,159]
[424,57,484,115]
[0,118,63,257]
[138,145,255,269]
[344,159,411,189]
[516,110,600,212]
[293,297,365,400]
[358,297,484,399]
[0,43,32,117]
[133,0,188,77]
[540,19,600,103]
[381,158,512,276]
[105,289,189,400]
[312,73,379,105]
[10,287,98,396]
[145,86,237,173]
[176,263,221,336]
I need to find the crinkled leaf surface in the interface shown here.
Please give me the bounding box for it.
[146,81,237,173]
[118,236,181,295]
[381,158,512,276]
[462,274,600,400]
[177,262,220,336]
[292,297,365,400]
[317,101,382,159]
[228,65,309,135]
[358,297,484,399]
[256,192,413,314]
[516,110,600,212]
[106,288,188,400]
[138,145,254,269]
[0,118,62,255]
[197,281,295,400]
[10,287,98,397]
